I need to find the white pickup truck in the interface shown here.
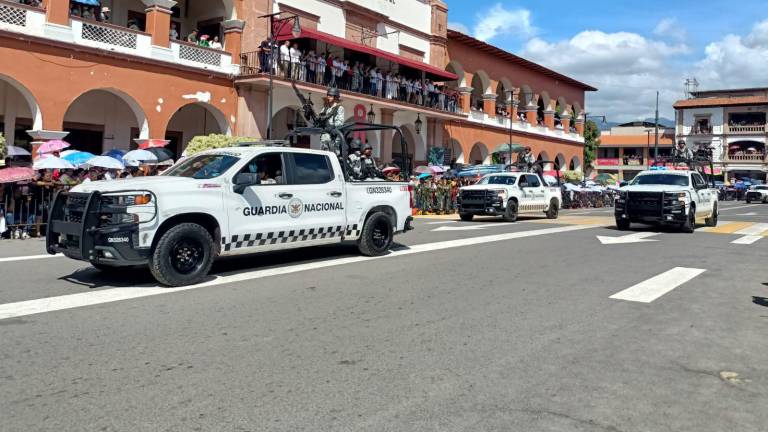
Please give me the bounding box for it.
[46,145,414,286]
[457,172,562,222]
[615,169,718,233]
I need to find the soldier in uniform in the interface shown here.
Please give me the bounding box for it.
[673,140,694,163]
[347,138,363,179]
[360,143,382,179]
[318,87,345,153]
[516,146,535,172]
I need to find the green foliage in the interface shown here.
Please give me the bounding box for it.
[0,133,6,160]
[563,170,584,183]
[184,134,259,156]
[583,120,601,168]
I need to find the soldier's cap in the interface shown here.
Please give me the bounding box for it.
[327,87,340,98]
[364,144,373,150]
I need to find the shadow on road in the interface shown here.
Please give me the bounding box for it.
[752,296,768,308]
[57,242,411,289]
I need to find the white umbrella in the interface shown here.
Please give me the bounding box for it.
[123,149,158,166]
[6,145,31,157]
[81,155,125,170]
[33,156,75,170]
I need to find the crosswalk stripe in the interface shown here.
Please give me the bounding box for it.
[734,223,768,236]
[701,221,754,234]
[610,267,706,303]
[732,235,763,245]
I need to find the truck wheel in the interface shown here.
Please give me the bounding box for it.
[150,223,215,287]
[459,212,474,222]
[503,200,518,222]
[358,212,394,257]
[705,203,718,227]
[616,219,630,231]
[681,206,696,233]
[746,198,751,203]
[546,198,559,219]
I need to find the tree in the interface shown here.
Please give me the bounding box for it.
[0,133,6,163]
[583,120,601,169]
[184,134,259,156]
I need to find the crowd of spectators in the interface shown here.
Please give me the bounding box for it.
[256,41,461,113]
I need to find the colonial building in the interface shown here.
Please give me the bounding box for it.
[674,87,768,182]
[0,0,595,170]
[596,122,675,181]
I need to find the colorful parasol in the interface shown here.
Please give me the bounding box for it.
[0,167,36,183]
[37,139,71,154]
[137,139,170,150]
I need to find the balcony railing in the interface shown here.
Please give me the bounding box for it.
[73,19,148,53]
[596,158,620,166]
[172,41,232,71]
[0,1,44,35]
[727,124,767,134]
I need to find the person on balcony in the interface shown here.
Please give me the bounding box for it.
[170,23,179,40]
[210,36,222,50]
[98,6,110,22]
[289,43,301,80]
[279,41,291,79]
[186,29,199,44]
[316,53,326,85]
[199,34,210,47]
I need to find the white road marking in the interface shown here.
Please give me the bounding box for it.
[610,267,706,303]
[0,224,596,320]
[734,212,758,216]
[425,221,457,225]
[734,223,768,235]
[565,210,613,216]
[0,254,62,263]
[732,235,762,245]
[596,232,659,245]
[431,223,516,232]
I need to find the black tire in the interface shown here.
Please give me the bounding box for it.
[746,199,751,204]
[149,223,215,287]
[681,206,696,233]
[705,203,718,227]
[358,212,394,257]
[459,212,474,222]
[503,200,518,222]
[546,198,559,219]
[616,219,630,231]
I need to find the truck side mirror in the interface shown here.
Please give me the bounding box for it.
[619,181,628,187]
[234,173,260,194]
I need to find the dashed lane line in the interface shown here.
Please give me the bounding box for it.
[0,224,597,320]
[0,254,62,264]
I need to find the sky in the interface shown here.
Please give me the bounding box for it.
[444,0,768,122]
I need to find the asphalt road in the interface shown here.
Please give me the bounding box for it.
[1,200,767,431]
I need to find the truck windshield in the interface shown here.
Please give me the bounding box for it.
[163,154,240,179]
[631,174,689,187]
[478,175,517,185]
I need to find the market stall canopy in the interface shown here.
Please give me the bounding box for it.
[274,25,458,81]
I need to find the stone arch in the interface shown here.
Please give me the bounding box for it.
[447,138,464,164]
[67,87,148,139]
[445,60,467,88]
[518,84,534,108]
[468,142,490,165]
[273,105,308,143]
[470,70,491,111]
[0,73,42,131]
[555,153,566,170]
[392,125,418,170]
[165,102,231,156]
[569,155,582,171]
[539,91,551,110]
[572,101,583,117]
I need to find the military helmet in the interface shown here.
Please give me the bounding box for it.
[327,87,340,98]
[350,138,362,150]
[363,143,373,151]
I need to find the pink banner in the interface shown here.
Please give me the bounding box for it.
[596,158,620,166]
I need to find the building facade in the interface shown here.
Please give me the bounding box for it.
[674,87,768,182]
[0,0,594,170]
[596,122,674,181]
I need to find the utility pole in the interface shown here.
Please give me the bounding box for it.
[654,91,659,159]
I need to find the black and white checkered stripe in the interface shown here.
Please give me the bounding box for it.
[223,224,361,252]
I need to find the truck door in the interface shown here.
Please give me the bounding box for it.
[691,172,712,216]
[284,152,346,244]
[224,152,292,253]
[522,174,547,211]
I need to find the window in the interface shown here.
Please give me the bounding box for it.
[631,174,690,187]
[291,153,334,185]
[692,173,706,188]
[478,175,517,185]
[164,153,239,179]
[525,175,541,187]
[240,153,285,185]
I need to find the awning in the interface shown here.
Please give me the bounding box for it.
[275,26,458,81]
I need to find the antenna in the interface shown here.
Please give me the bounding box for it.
[684,77,699,99]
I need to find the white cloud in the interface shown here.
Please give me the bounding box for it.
[694,19,768,89]
[653,18,686,41]
[448,21,470,34]
[522,31,690,121]
[473,3,534,42]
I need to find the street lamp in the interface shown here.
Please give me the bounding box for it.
[415,114,423,135]
[259,13,301,140]
[367,105,376,123]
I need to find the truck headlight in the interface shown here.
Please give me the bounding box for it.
[493,189,507,200]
